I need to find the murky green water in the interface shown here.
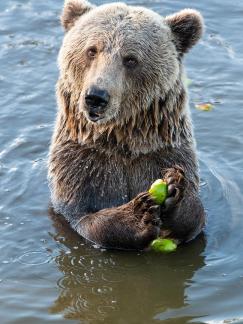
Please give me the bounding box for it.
[1,0,243,323]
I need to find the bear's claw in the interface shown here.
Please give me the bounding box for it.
[162,165,185,212]
[133,192,159,214]
[133,191,161,231]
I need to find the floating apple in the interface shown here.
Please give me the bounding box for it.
[195,103,214,111]
[150,238,177,253]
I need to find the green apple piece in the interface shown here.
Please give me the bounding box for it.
[149,179,168,205]
[150,238,177,253]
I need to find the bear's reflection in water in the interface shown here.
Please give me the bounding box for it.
[48,208,205,323]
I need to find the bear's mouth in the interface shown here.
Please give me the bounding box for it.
[87,111,104,122]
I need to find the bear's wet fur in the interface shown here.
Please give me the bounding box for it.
[48,0,205,250]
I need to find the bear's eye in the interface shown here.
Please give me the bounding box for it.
[87,46,97,59]
[123,55,138,68]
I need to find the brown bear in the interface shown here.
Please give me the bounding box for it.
[48,0,205,250]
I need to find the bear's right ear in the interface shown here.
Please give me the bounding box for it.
[61,0,95,31]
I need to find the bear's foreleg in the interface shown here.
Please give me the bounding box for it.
[74,192,161,250]
[161,166,205,242]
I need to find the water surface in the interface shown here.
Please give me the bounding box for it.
[1,0,243,323]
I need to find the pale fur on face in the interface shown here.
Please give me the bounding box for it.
[59,2,181,123]
[57,0,203,152]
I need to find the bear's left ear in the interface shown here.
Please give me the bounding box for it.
[61,0,95,31]
[165,9,204,55]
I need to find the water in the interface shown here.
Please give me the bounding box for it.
[0,0,243,323]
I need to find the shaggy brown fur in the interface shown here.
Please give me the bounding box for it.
[48,0,205,250]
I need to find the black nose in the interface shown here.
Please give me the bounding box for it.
[85,87,110,110]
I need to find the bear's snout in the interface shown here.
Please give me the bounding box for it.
[85,86,110,122]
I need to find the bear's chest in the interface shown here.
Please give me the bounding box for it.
[80,150,163,213]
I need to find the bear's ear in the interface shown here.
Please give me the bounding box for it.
[165,9,204,55]
[61,0,95,31]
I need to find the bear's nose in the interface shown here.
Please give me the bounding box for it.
[85,87,110,110]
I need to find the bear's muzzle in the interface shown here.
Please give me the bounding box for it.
[85,86,110,122]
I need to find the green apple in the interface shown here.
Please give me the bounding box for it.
[149,179,168,205]
[150,238,177,253]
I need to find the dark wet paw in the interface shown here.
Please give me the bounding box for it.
[162,165,185,211]
[133,192,160,222]
[132,192,161,248]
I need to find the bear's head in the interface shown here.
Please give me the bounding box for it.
[57,0,203,150]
